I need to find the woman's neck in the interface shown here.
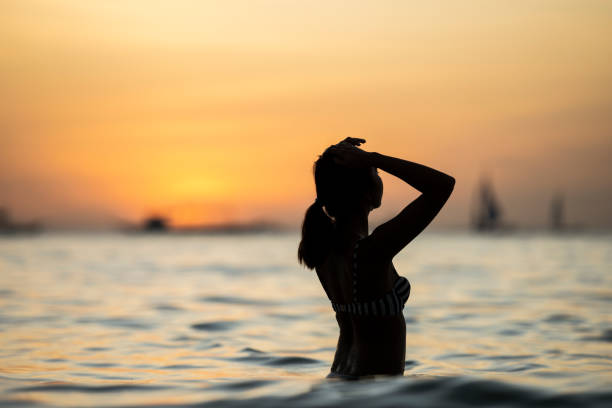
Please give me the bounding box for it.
[335,208,369,241]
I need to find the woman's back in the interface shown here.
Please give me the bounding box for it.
[315,238,407,376]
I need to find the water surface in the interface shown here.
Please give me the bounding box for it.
[1,232,611,407]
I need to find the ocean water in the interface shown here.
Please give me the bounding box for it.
[0,232,611,407]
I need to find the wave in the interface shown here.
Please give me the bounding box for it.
[6,376,610,408]
[198,296,278,306]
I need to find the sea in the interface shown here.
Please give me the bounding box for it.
[0,231,611,407]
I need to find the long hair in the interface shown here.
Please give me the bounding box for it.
[298,151,375,269]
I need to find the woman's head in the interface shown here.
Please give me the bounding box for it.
[298,148,383,269]
[314,148,382,216]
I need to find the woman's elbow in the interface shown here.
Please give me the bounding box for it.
[423,174,455,201]
[442,175,455,196]
[447,175,456,191]
[426,176,454,202]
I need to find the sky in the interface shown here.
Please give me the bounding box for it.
[1,0,611,229]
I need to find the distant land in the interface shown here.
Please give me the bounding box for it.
[0,207,43,234]
[121,216,291,235]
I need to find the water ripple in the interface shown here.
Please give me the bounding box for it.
[191,321,239,331]
[199,296,278,306]
[10,383,170,393]
[76,317,153,330]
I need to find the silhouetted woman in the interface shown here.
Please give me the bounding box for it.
[298,138,454,379]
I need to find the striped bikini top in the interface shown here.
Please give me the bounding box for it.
[330,239,411,316]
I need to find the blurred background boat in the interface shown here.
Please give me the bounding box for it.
[471,178,515,233]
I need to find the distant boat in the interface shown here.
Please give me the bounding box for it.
[143,216,168,232]
[471,178,508,232]
[549,193,584,233]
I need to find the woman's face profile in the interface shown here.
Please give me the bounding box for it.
[370,167,383,209]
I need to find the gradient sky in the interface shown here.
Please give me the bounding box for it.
[2,1,611,229]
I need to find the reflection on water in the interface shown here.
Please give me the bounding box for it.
[0,232,611,407]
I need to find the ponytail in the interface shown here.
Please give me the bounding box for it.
[297,200,335,269]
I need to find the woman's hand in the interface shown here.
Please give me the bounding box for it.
[337,137,365,147]
[325,137,372,168]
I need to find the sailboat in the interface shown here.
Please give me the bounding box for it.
[549,193,583,233]
[471,178,506,232]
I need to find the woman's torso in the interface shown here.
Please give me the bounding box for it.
[315,238,407,376]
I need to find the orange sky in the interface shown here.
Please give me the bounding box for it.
[1,1,611,229]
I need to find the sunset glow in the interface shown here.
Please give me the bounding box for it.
[2,1,611,228]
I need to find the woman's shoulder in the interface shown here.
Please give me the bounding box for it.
[357,234,392,265]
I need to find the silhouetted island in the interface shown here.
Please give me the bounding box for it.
[0,207,43,235]
[120,216,288,235]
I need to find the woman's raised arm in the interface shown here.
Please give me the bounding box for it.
[367,151,454,260]
[328,141,454,260]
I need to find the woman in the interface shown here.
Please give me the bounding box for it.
[298,137,454,379]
